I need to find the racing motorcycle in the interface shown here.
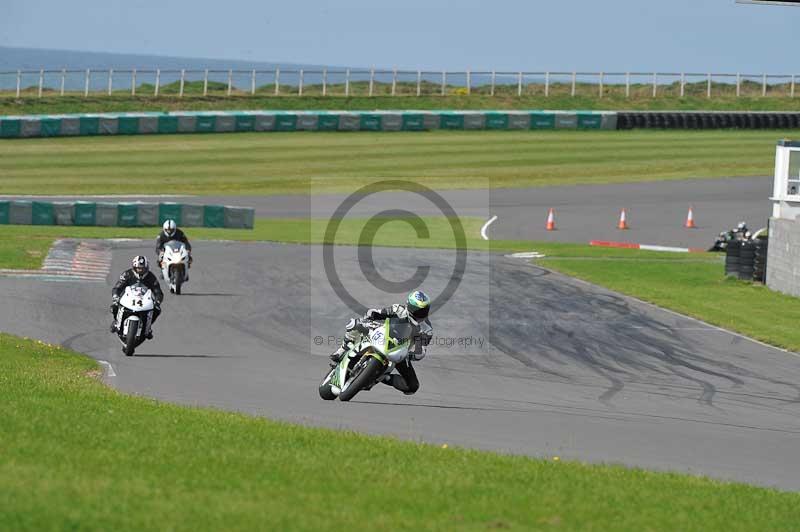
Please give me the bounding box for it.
[319,317,413,402]
[160,240,190,295]
[114,283,156,356]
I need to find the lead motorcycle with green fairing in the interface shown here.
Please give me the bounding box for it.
[319,317,413,402]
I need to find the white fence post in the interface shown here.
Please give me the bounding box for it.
[251,69,256,95]
[38,68,44,98]
[154,68,160,97]
[15,69,21,98]
[369,68,375,96]
[490,70,496,96]
[625,72,630,98]
[652,72,657,98]
[545,71,550,97]
[203,69,208,96]
[706,72,711,98]
[299,69,304,96]
[762,73,767,97]
[345,68,350,97]
[179,69,185,98]
[598,71,603,98]
[60,68,66,96]
[736,73,741,97]
[107,69,113,96]
[441,71,446,96]
[466,69,471,95]
[274,68,280,95]
[680,72,685,97]
[416,70,421,96]
[390,68,396,96]
[517,71,522,97]
[323,68,328,96]
[572,71,577,97]
[132,69,137,96]
[226,69,232,96]
[84,68,91,97]
[792,74,796,98]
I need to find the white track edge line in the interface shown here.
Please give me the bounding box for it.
[98,360,116,377]
[480,215,498,241]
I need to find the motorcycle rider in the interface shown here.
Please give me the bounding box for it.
[329,290,433,395]
[156,219,193,270]
[110,255,164,338]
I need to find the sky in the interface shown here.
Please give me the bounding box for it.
[2,0,799,73]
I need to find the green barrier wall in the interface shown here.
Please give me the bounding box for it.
[0,110,619,138]
[118,203,139,226]
[0,201,253,229]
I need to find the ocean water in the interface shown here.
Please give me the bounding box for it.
[0,46,498,94]
[0,46,356,92]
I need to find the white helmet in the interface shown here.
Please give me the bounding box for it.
[132,255,149,279]
[163,219,177,237]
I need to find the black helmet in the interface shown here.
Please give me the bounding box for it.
[132,255,149,279]
[406,290,431,323]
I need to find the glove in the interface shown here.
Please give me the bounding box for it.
[364,308,381,319]
[188,254,193,268]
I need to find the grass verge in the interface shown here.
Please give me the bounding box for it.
[2,333,799,531]
[6,92,800,115]
[0,129,785,195]
[0,218,714,270]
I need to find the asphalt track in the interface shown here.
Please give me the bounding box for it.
[3,240,800,490]
[14,175,773,248]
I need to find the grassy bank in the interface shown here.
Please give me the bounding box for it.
[5,92,800,115]
[2,333,799,531]
[0,218,713,270]
[0,129,785,195]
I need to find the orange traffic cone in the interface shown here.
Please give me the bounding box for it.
[545,208,556,231]
[685,206,697,229]
[617,208,629,230]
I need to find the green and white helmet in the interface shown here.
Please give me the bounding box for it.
[406,290,431,322]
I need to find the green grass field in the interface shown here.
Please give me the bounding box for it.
[0,129,787,195]
[0,218,714,270]
[2,333,799,531]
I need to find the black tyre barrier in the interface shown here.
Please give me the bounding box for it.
[738,242,757,281]
[619,113,634,129]
[614,112,800,130]
[725,241,742,277]
[753,239,768,283]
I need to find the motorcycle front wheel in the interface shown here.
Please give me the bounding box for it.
[124,320,138,356]
[339,356,384,402]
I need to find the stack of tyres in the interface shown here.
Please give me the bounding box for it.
[738,241,756,281]
[753,238,768,283]
[725,241,741,277]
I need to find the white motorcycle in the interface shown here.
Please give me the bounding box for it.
[160,240,190,295]
[114,283,156,356]
[319,317,416,402]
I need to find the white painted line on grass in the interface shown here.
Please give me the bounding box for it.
[481,215,498,241]
[98,360,116,377]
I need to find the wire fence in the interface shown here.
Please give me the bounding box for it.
[0,68,798,99]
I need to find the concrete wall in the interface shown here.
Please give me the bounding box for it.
[766,217,800,297]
